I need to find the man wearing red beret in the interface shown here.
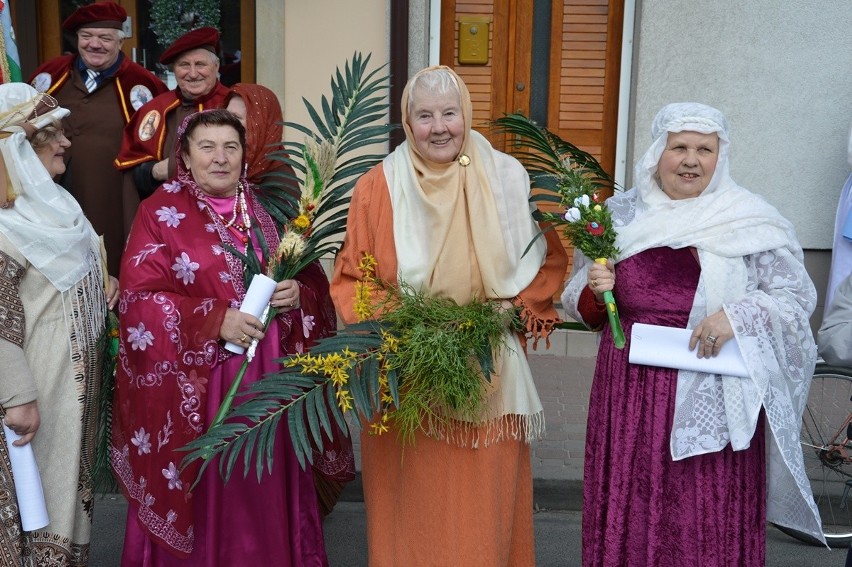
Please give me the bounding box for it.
[114,27,229,202]
[28,1,167,275]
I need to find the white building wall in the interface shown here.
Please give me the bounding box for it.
[629,1,852,250]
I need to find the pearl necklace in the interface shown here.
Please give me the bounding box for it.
[219,182,252,233]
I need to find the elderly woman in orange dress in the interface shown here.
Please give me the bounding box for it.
[331,66,568,565]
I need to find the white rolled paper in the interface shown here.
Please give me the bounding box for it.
[224,273,278,354]
[3,425,49,531]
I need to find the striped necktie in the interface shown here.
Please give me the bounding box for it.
[84,69,99,93]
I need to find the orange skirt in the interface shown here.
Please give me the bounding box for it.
[361,424,535,566]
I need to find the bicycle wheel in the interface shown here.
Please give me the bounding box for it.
[777,363,852,547]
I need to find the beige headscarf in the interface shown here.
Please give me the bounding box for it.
[385,66,547,442]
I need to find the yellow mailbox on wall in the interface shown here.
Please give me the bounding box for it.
[458,16,490,65]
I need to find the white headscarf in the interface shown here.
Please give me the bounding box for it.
[0,83,99,292]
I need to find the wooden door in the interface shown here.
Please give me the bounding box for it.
[441,0,624,274]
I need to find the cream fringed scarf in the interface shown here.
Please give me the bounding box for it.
[388,66,547,444]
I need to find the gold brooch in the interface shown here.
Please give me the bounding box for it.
[458,154,471,167]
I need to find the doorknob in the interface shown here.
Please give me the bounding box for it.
[516,82,525,91]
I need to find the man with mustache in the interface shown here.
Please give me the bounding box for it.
[28,1,167,275]
[115,27,229,205]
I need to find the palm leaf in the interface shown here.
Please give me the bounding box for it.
[491,113,616,191]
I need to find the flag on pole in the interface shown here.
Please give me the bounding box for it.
[0,0,22,83]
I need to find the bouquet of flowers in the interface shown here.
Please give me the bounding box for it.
[492,113,626,348]
[181,253,513,481]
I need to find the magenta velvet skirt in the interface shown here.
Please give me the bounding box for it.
[583,247,766,566]
[120,320,328,566]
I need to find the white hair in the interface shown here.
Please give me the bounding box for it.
[407,68,460,114]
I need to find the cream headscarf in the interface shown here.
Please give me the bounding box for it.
[383,66,547,442]
[0,83,100,293]
[390,65,545,302]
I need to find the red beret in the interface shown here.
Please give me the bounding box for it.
[62,2,127,32]
[159,27,221,65]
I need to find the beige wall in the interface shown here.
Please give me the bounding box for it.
[255,0,390,147]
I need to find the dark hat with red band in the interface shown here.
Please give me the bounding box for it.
[159,27,221,65]
[63,2,127,32]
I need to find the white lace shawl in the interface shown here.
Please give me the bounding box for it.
[562,102,824,542]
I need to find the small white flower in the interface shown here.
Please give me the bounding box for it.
[211,244,224,256]
[127,322,155,351]
[573,194,590,208]
[156,206,186,228]
[144,493,155,506]
[162,181,181,193]
[302,314,315,338]
[204,223,216,233]
[563,207,581,222]
[131,427,152,455]
[166,510,177,523]
[162,462,183,490]
[172,252,200,285]
[219,271,232,283]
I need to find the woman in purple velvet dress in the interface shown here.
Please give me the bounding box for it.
[562,103,823,566]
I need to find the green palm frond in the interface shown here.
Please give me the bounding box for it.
[491,113,616,194]
[255,52,397,242]
[180,323,388,483]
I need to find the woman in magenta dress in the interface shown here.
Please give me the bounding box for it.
[563,103,823,566]
[111,110,343,565]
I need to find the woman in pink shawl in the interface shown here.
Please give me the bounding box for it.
[111,109,348,565]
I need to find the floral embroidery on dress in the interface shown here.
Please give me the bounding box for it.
[219,271,231,283]
[162,180,181,193]
[204,223,216,233]
[193,299,215,317]
[302,313,315,338]
[158,411,173,451]
[162,462,182,490]
[156,206,186,228]
[211,244,224,256]
[186,369,207,394]
[132,427,152,455]
[172,252,199,285]
[131,243,166,267]
[127,322,154,351]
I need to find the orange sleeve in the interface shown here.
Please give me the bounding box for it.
[515,224,569,350]
[330,165,398,324]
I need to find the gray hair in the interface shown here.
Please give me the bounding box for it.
[407,68,461,114]
[29,120,64,151]
[172,48,220,70]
